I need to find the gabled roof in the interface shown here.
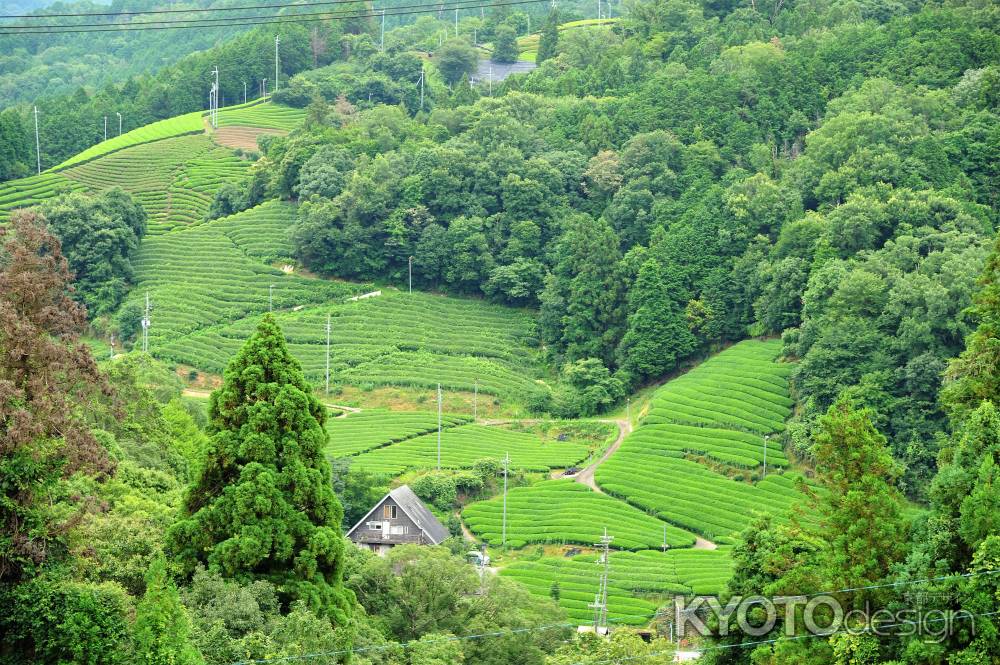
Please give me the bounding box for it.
[346,484,450,545]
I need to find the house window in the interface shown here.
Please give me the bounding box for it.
[383,504,397,519]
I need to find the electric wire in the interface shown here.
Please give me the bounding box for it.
[0,0,503,31]
[1,0,415,20]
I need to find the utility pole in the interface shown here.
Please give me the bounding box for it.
[109,333,115,360]
[104,116,107,142]
[763,435,768,478]
[141,292,151,353]
[662,523,668,552]
[380,9,385,51]
[408,255,413,293]
[474,378,478,420]
[325,313,331,395]
[269,284,274,311]
[211,67,219,127]
[501,452,510,547]
[590,528,613,634]
[597,0,601,19]
[33,106,40,174]
[488,66,493,96]
[274,35,281,92]
[454,8,458,36]
[116,111,122,136]
[626,397,630,424]
[418,68,424,110]
[437,383,443,470]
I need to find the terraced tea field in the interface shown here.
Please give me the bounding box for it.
[164,290,543,395]
[644,340,793,434]
[53,111,204,171]
[326,409,471,457]
[462,479,696,550]
[0,172,84,220]
[216,102,306,131]
[350,424,592,476]
[208,200,298,261]
[60,134,252,234]
[596,339,808,541]
[625,423,788,469]
[130,209,362,350]
[501,548,733,625]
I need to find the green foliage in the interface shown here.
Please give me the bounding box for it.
[133,554,204,665]
[167,315,353,624]
[39,188,147,316]
[812,400,908,609]
[492,25,520,64]
[943,231,1000,421]
[436,39,479,85]
[2,574,132,664]
[548,630,676,664]
[616,259,696,382]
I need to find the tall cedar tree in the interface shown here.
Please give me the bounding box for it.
[167,314,353,625]
[0,210,113,583]
[133,554,204,664]
[536,13,559,64]
[616,259,696,381]
[811,400,907,610]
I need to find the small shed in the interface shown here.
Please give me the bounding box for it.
[346,485,449,556]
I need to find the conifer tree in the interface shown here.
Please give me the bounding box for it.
[167,315,352,625]
[616,259,695,381]
[812,400,907,610]
[133,554,203,665]
[536,12,559,64]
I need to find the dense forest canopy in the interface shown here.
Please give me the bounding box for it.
[0,0,999,663]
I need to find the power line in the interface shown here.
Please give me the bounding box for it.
[0,0,546,34]
[1,0,401,20]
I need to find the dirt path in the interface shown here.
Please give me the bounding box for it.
[693,536,718,550]
[573,418,630,493]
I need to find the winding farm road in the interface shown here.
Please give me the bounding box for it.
[572,418,630,493]
[572,417,720,551]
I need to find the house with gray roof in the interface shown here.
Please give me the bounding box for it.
[346,485,449,556]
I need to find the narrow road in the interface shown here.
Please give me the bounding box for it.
[573,418,630,493]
